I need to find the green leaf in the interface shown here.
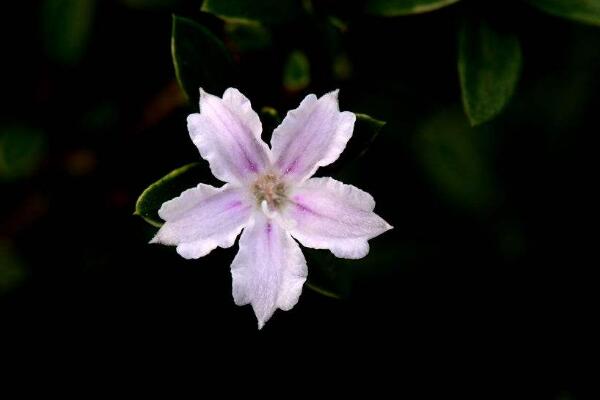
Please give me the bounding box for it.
[171,15,235,106]
[0,125,46,181]
[135,163,204,227]
[305,242,406,300]
[365,0,460,16]
[322,113,386,174]
[458,18,522,126]
[414,109,498,212]
[42,0,95,65]
[201,0,304,24]
[525,0,600,26]
[304,249,351,299]
[305,282,343,299]
[347,114,386,161]
[282,50,311,92]
[224,19,272,52]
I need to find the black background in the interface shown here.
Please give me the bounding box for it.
[0,1,597,393]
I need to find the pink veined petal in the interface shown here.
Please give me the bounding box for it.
[187,88,271,185]
[151,183,252,259]
[284,177,393,259]
[230,212,307,329]
[270,90,356,184]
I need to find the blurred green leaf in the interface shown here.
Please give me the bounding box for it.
[0,240,27,295]
[224,19,272,52]
[415,109,498,212]
[201,0,304,24]
[458,18,522,126]
[0,126,46,181]
[365,0,460,16]
[283,50,311,92]
[135,163,204,227]
[171,15,235,106]
[42,0,95,65]
[259,107,281,140]
[525,0,600,26]
[510,26,596,136]
[333,53,353,81]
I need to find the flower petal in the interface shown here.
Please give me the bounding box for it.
[284,177,392,259]
[187,88,271,185]
[271,90,356,183]
[230,213,307,329]
[151,183,252,259]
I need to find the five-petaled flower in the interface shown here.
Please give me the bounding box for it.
[151,88,392,328]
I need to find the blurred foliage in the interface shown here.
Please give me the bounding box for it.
[365,0,461,16]
[172,15,234,106]
[224,19,272,52]
[332,52,352,81]
[362,0,600,123]
[0,125,46,181]
[120,0,187,9]
[526,0,600,26]
[42,0,95,65]
[414,109,498,213]
[458,17,522,126]
[282,50,311,92]
[259,106,281,137]
[0,240,27,295]
[201,0,305,23]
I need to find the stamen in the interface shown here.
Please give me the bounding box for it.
[252,173,288,211]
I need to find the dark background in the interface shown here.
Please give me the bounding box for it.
[0,0,597,393]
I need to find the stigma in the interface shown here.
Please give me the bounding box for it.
[252,173,287,211]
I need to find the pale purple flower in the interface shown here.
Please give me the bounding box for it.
[151,88,392,328]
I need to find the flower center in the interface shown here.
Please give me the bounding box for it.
[252,173,287,210]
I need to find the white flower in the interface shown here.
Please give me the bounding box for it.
[151,88,392,328]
